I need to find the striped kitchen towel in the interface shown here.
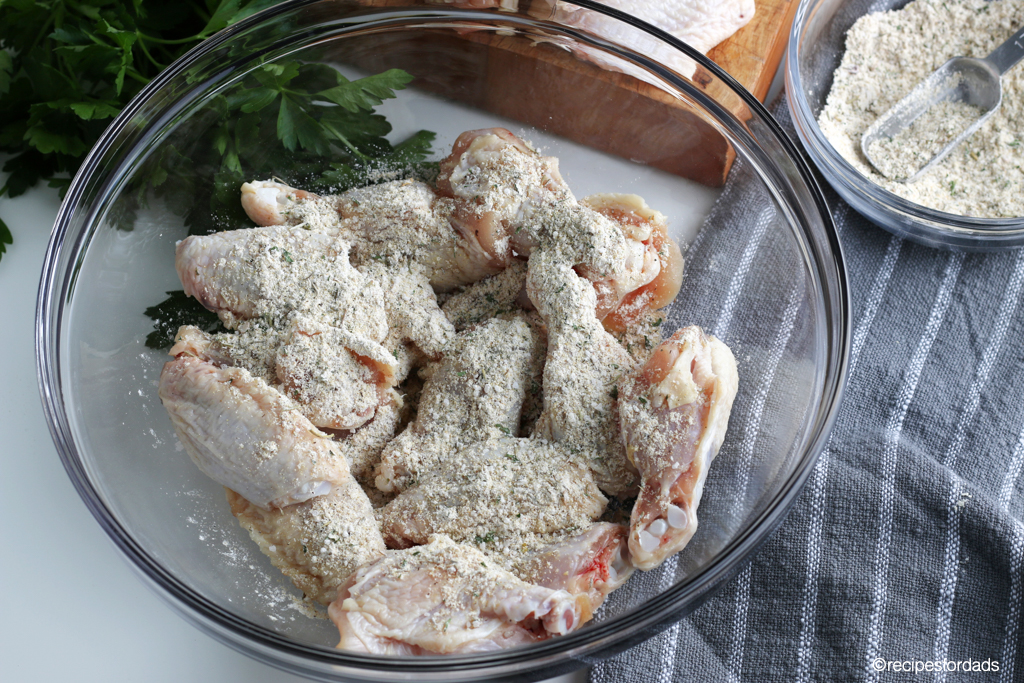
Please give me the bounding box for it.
[592,98,1023,682]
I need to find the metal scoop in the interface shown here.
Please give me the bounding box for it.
[861,25,1024,183]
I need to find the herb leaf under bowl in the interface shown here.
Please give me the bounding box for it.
[145,290,227,350]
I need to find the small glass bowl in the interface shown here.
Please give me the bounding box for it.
[38,1,848,680]
[786,0,1024,251]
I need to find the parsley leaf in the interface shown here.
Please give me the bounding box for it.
[144,290,227,350]
[0,217,12,259]
[2,1,435,267]
[127,62,435,240]
[0,1,279,263]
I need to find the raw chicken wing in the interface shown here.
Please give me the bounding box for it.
[437,128,572,268]
[158,356,352,509]
[240,177,501,291]
[169,326,403,481]
[542,0,754,56]
[328,535,583,654]
[227,481,385,605]
[175,226,350,327]
[617,326,738,569]
[533,0,755,79]
[380,437,606,548]
[375,316,542,492]
[240,180,318,226]
[581,193,684,331]
[527,250,639,496]
[175,229,452,430]
[513,522,633,623]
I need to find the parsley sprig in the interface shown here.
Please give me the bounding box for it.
[127,60,435,238]
[0,0,277,259]
[0,0,436,262]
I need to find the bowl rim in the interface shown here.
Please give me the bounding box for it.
[785,0,1024,244]
[37,0,850,677]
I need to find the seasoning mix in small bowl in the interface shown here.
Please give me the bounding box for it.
[787,0,1024,250]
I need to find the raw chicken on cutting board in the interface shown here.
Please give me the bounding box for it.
[437,0,756,75]
[543,0,756,56]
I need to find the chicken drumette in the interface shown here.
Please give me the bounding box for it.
[527,249,639,497]
[617,326,738,569]
[374,315,543,493]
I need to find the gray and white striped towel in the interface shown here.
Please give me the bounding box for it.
[592,98,1023,682]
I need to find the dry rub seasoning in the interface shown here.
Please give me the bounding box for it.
[818,0,1024,217]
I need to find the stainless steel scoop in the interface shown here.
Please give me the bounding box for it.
[861,25,1024,183]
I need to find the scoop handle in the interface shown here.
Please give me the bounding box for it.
[988,25,1024,75]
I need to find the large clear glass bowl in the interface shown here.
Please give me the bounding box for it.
[786,0,1024,251]
[38,1,848,680]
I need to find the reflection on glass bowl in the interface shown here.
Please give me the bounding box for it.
[38,1,846,680]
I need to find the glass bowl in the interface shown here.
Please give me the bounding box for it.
[786,0,1024,251]
[38,1,848,680]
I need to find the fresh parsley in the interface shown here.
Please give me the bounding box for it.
[0,1,275,261]
[0,0,436,266]
[121,61,436,240]
[144,290,226,350]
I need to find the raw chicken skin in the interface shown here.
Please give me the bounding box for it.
[236,131,681,325]
[239,178,498,291]
[227,482,385,606]
[240,180,317,226]
[328,535,583,654]
[514,522,634,624]
[527,250,639,497]
[380,437,607,549]
[158,355,352,509]
[617,326,738,570]
[175,226,342,325]
[582,194,685,332]
[374,316,542,493]
[542,0,755,56]
[174,228,453,430]
[169,326,403,482]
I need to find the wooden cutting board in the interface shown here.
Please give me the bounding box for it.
[708,0,796,103]
[338,0,798,186]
